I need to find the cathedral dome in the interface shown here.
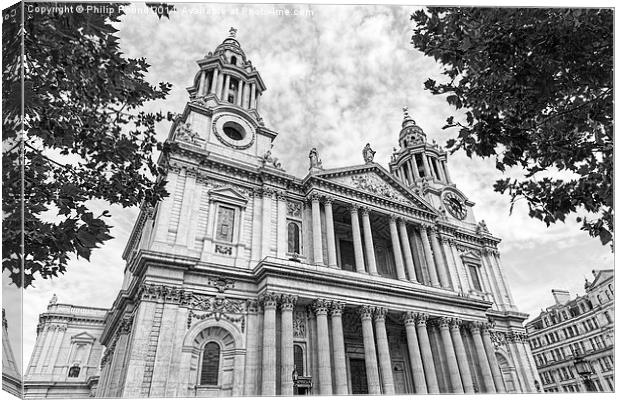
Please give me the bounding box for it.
[214,27,246,60]
[399,107,426,146]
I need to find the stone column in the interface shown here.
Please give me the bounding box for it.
[260,293,278,396]
[443,238,463,292]
[217,72,224,98]
[481,249,503,307]
[311,195,324,265]
[261,189,272,259]
[409,228,427,284]
[429,228,451,288]
[470,322,496,393]
[403,312,427,394]
[374,307,395,394]
[276,192,287,258]
[481,323,505,392]
[388,216,407,280]
[210,68,219,94]
[491,250,516,307]
[243,300,261,395]
[451,244,471,293]
[422,155,432,180]
[361,207,378,275]
[313,299,332,394]
[404,163,414,184]
[435,159,447,183]
[324,198,338,268]
[222,74,231,101]
[250,190,262,263]
[350,206,366,273]
[359,306,381,394]
[439,317,464,393]
[415,314,440,393]
[280,295,297,396]
[250,83,256,109]
[449,319,474,393]
[398,220,418,282]
[237,80,245,106]
[410,158,420,180]
[330,302,348,394]
[198,70,206,96]
[419,226,440,286]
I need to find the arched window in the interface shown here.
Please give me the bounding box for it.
[293,345,304,376]
[597,295,603,304]
[200,342,220,385]
[605,290,611,300]
[230,55,237,65]
[288,221,301,254]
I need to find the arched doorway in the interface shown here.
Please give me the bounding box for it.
[496,352,519,393]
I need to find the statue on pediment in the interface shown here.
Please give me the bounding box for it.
[476,220,489,234]
[175,122,200,144]
[363,143,376,164]
[260,148,282,169]
[308,147,323,170]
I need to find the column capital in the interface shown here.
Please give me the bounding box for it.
[323,196,334,205]
[358,305,375,321]
[415,312,429,327]
[348,204,360,213]
[118,316,134,335]
[402,311,417,326]
[360,206,370,216]
[311,299,330,315]
[389,213,399,222]
[280,294,298,311]
[449,318,463,331]
[330,301,345,316]
[246,299,261,314]
[259,292,279,309]
[309,193,321,203]
[469,321,484,334]
[438,316,452,329]
[374,307,388,321]
[276,191,287,201]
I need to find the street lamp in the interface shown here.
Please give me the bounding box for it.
[573,356,596,392]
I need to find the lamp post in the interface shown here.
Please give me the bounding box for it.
[573,356,596,392]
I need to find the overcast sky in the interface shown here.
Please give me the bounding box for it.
[4,1,613,374]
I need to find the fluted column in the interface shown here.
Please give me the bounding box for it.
[324,198,337,268]
[419,226,440,286]
[313,299,332,394]
[429,228,451,288]
[443,161,452,184]
[443,238,464,292]
[260,293,278,395]
[410,158,420,180]
[330,302,348,394]
[280,295,297,396]
[374,307,395,394]
[403,312,427,394]
[415,314,439,393]
[439,317,464,393]
[359,306,381,394]
[388,216,406,280]
[311,195,324,265]
[210,68,219,94]
[470,322,496,393]
[217,72,224,98]
[250,83,257,109]
[350,206,366,273]
[276,193,287,258]
[222,74,231,102]
[361,208,378,275]
[481,323,506,392]
[398,220,418,282]
[449,319,474,393]
[422,155,432,180]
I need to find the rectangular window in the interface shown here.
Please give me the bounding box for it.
[215,206,235,242]
[468,264,483,291]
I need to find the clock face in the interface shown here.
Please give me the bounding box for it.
[442,191,467,220]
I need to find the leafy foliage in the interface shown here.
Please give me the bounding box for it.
[411,8,613,246]
[2,3,174,287]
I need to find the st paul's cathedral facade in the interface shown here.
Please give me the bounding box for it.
[23,29,541,398]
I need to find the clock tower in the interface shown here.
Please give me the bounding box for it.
[389,108,476,228]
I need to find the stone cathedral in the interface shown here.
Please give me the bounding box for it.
[24,29,541,398]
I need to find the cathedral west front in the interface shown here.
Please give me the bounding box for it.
[23,29,541,398]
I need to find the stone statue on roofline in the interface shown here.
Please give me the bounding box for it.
[49,293,57,306]
[308,147,323,171]
[363,143,376,164]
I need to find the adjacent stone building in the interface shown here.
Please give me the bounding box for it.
[25,29,541,397]
[23,297,107,398]
[3,309,22,398]
[526,269,614,393]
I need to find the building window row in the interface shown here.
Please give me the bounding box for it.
[597,355,613,372]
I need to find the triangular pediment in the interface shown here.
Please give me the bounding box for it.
[72,331,96,342]
[311,164,437,214]
[589,269,613,288]
[209,185,249,207]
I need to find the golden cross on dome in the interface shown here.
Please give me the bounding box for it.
[229,27,238,38]
[403,106,410,118]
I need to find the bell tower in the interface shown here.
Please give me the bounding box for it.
[169,28,277,167]
[389,107,452,188]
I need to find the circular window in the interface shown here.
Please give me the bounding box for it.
[212,114,255,149]
[222,122,245,141]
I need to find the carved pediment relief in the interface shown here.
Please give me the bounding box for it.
[328,172,410,203]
